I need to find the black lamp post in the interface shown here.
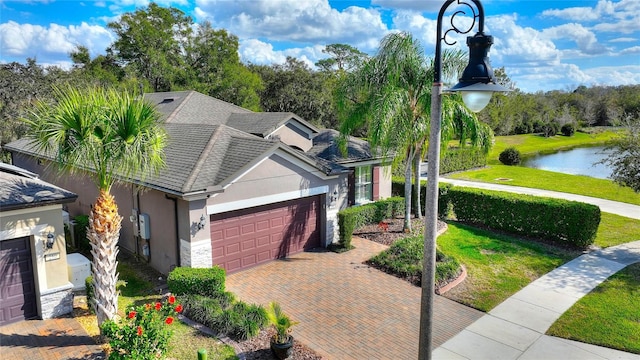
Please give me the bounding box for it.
[419,1,509,359]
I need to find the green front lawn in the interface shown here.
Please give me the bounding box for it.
[547,263,640,354]
[448,165,640,206]
[437,222,575,311]
[596,213,640,248]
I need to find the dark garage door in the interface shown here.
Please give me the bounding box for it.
[0,236,37,326]
[211,196,321,273]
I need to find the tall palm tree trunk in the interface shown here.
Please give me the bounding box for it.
[89,189,122,327]
[403,149,415,232]
[413,143,423,219]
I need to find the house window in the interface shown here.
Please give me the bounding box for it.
[355,165,372,204]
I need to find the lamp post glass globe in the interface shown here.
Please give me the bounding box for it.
[461,90,493,112]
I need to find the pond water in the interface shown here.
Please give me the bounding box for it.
[520,146,614,179]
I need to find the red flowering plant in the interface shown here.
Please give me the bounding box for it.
[101,294,183,359]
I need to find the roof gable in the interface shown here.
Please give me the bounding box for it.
[226,112,318,138]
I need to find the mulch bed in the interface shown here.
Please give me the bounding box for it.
[237,328,324,360]
[354,217,446,246]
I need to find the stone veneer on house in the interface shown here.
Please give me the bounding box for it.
[39,283,74,319]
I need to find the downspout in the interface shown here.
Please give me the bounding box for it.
[137,191,151,263]
[165,195,181,267]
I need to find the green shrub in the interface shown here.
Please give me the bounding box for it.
[448,187,600,248]
[391,178,453,219]
[561,123,576,137]
[179,294,266,341]
[167,267,226,297]
[337,197,405,248]
[541,121,561,137]
[499,147,521,165]
[85,275,94,311]
[73,215,90,251]
[368,235,461,287]
[440,148,488,174]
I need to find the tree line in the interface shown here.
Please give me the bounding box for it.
[2,4,639,164]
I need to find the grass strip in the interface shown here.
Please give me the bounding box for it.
[547,263,640,354]
[448,165,640,206]
[595,213,640,248]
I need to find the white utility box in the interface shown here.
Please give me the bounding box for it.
[67,253,91,291]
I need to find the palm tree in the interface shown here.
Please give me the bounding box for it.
[24,86,166,326]
[336,32,492,232]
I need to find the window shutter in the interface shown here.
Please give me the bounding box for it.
[373,166,380,200]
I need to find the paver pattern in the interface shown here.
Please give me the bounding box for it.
[0,316,105,359]
[226,236,484,360]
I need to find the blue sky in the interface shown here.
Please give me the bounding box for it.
[1,0,639,93]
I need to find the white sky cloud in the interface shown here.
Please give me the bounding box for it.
[0,20,113,58]
[195,0,388,48]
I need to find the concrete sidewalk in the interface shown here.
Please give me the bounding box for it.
[434,240,640,360]
[438,178,640,220]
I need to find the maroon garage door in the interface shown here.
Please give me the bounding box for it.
[211,196,321,273]
[0,236,37,326]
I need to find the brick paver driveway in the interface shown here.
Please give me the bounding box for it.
[226,237,483,359]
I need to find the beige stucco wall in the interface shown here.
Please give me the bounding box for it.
[0,204,69,290]
[271,122,313,152]
[0,203,75,319]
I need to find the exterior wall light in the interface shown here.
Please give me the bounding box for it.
[46,232,55,249]
[197,215,206,231]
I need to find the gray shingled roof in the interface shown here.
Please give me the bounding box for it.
[308,129,376,164]
[144,90,251,125]
[5,91,359,197]
[4,125,283,195]
[227,113,318,138]
[0,164,77,211]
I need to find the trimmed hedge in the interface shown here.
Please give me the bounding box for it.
[391,178,453,219]
[440,148,488,174]
[337,197,405,248]
[167,266,226,297]
[390,178,599,248]
[445,187,600,248]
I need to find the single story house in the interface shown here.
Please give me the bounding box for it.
[0,162,77,326]
[6,90,391,275]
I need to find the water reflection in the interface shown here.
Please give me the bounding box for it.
[520,146,614,179]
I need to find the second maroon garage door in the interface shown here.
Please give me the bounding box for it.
[210,196,321,273]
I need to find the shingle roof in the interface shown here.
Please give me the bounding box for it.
[0,164,77,211]
[5,125,282,195]
[5,91,356,197]
[226,113,318,137]
[308,129,377,164]
[144,90,252,125]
